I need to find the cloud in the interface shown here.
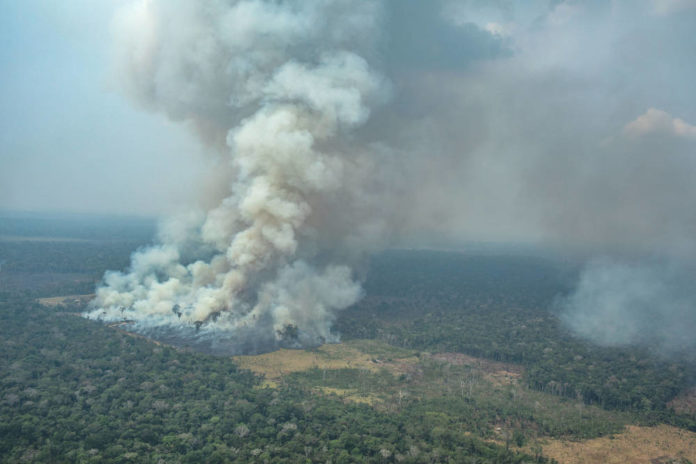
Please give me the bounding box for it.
[652,0,696,15]
[547,1,584,26]
[483,22,514,37]
[385,0,511,71]
[623,108,696,139]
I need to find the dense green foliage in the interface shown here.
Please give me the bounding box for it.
[0,295,552,463]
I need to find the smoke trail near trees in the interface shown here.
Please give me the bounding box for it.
[558,259,696,355]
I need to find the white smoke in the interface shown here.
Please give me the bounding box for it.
[85,0,389,353]
[558,259,696,355]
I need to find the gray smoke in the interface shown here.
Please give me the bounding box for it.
[85,0,391,353]
[558,259,696,355]
[376,1,696,354]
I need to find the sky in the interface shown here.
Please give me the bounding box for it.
[1,0,696,248]
[0,0,204,216]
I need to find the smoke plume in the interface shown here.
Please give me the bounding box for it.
[84,1,696,354]
[85,0,391,353]
[558,259,696,355]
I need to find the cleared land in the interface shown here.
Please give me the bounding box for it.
[232,339,418,382]
[233,339,696,463]
[37,294,95,307]
[538,424,696,464]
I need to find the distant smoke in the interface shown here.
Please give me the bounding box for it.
[85,0,390,353]
[558,259,696,355]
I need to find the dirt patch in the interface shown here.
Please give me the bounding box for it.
[38,294,95,307]
[538,425,696,464]
[233,340,419,381]
[233,346,370,380]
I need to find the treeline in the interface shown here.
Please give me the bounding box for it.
[0,212,155,242]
